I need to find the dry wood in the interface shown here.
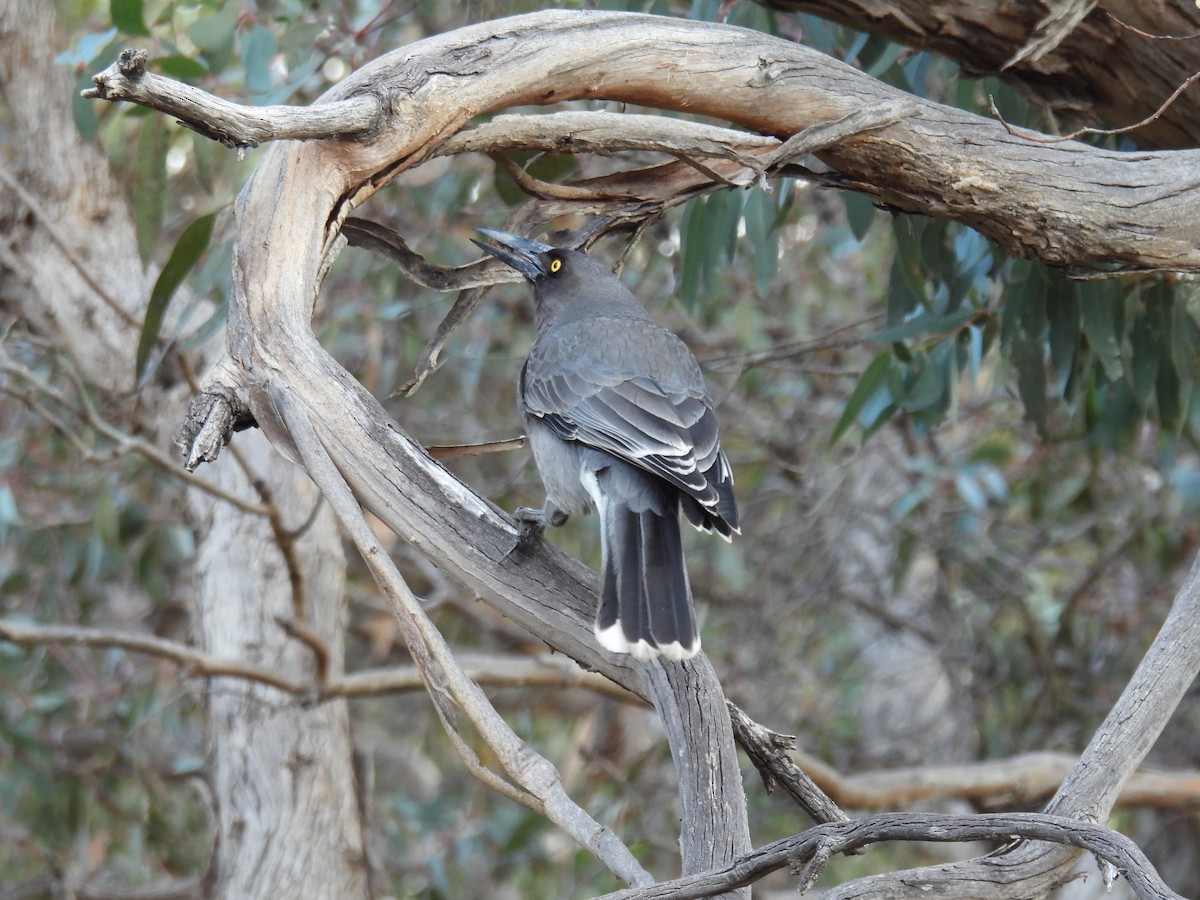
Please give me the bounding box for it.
[88,12,1200,272]
[824,553,1200,898]
[593,811,1184,900]
[84,48,380,147]
[764,0,1200,149]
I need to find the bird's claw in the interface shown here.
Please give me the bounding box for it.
[514,506,548,528]
[506,507,548,557]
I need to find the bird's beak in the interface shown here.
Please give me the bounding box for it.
[472,228,555,281]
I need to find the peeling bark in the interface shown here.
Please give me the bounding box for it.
[765,0,1200,149]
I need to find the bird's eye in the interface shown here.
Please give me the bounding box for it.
[549,257,562,274]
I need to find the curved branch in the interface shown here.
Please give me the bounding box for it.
[795,747,1200,811]
[824,550,1200,898]
[83,48,381,148]
[275,384,654,887]
[88,11,1200,272]
[0,619,637,702]
[593,811,1184,900]
[762,0,1200,150]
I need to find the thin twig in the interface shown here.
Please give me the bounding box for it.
[1103,9,1200,41]
[342,217,515,291]
[276,617,330,683]
[490,152,637,201]
[0,874,203,900]
[0,618,638,702]
[989,69,1200,143]
[0,619,308,694]
[0,357,268,516]
[424,437,527,459]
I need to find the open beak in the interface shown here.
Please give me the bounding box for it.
[472,228,555,281]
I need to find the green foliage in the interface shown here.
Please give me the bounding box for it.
[828,209,1199,452]
[136,211,218,381]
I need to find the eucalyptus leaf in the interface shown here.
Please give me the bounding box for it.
[831,351,891,444]
[1129,308,1161,411]
[843,192,876,242]
[134,118,167,264]
[110,0,148,36]
[1080,283,1124,381]
[243,25,277,97]
[1046,274,1080,393]
[136,212,218,382]
[1013,336,1048,439]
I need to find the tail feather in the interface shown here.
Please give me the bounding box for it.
[594,500,699,661]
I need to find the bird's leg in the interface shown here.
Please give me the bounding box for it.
[508,501,568,556]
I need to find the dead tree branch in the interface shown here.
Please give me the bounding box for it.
[82,48,380,148]
[593,811,1184,900]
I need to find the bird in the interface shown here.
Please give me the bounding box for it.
[472,227,738,661]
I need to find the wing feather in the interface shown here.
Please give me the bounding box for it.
[522,319,738,533]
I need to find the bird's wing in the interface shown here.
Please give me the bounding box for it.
[522,335,734,526]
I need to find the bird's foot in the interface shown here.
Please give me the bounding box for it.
[509,507,547,557]
[506,506,568,557]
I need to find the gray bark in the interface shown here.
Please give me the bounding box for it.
[765,0,1200,150]
[0,3,369,897]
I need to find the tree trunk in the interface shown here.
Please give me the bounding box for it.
[188,434,367,897]
[0,3,369,896]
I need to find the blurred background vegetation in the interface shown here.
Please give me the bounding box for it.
[3,0,1199,896]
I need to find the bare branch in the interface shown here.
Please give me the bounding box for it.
[0,353,268,516]
[490,152,638,201]
[727,703,848,825]
[823,547,1200,898]
[88,13,1200,271]
[83,49,380,149]
[791,746,1200,811]
[0,874,203,900]
[0,618,637,702]
[594,811,1184,900]
[423,437,527,460]
[0,619,308,695]
[440,110,777,162]
[342,217,514,291]
[1103,9,1200,42]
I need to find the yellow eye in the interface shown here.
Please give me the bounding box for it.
[549,257,562,273]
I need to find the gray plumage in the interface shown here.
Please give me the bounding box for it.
[473,229,738,660]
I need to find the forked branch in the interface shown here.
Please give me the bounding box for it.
[594,811,1184,900]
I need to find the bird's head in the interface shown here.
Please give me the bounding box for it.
[472,228,560,281]
[472,227,642,327]
[472,228,612,290]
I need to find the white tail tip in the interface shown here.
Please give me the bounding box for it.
[594,622,700,661]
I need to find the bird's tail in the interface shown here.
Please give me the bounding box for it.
[593,501,699,661]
